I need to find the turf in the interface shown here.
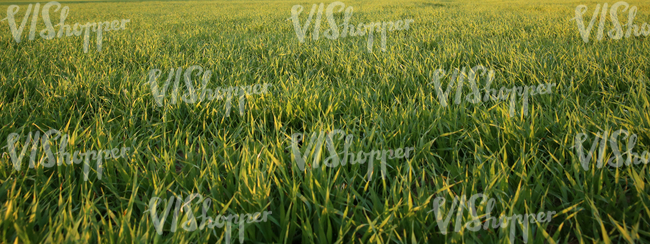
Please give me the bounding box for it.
[0,0,649,243]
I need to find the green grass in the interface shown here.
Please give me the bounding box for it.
[1,0,649,243]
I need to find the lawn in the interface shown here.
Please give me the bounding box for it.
[0,0,649,243]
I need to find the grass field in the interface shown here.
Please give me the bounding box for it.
[1,0,649,243]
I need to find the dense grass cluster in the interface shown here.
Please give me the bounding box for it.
[0,0,649,243]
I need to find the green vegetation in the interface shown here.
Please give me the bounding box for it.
[0,0,649,243]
